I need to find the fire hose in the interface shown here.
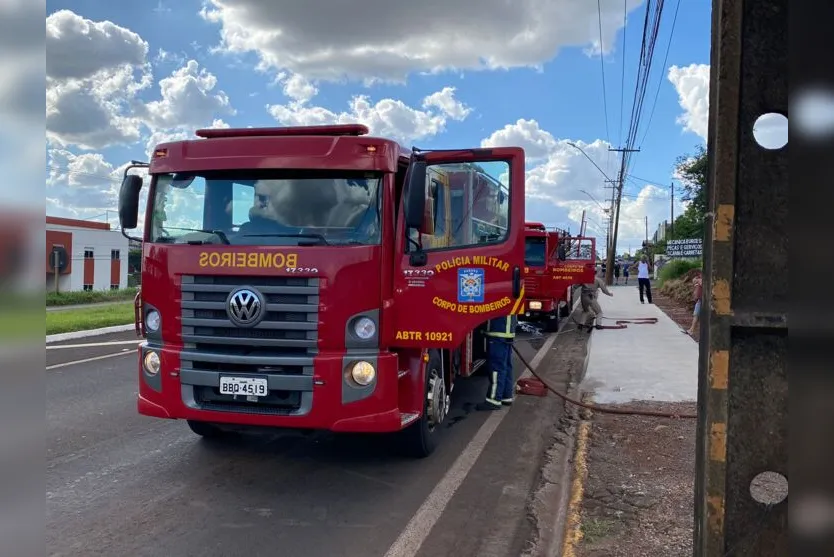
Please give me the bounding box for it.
[512,324,698,420]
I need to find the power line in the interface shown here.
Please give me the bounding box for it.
[638,0,682,147]
[596,0,612,147]
[605,0,669,284]
[617,0,628,149]
[47,164,120,183]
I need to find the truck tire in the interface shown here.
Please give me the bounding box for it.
[397,350,448,458]
[187,419,225,438]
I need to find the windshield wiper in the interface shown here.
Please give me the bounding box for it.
[163,227,230,244]
[241,233,330,246]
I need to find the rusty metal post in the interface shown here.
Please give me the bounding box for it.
[694,0,788,555]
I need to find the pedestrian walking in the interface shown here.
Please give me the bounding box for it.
[623,263,630,285]
[579,274,614,331]
[637,255,653,304]
[686,270,703,337]
[476,313,518,411]
[614,262,621,284]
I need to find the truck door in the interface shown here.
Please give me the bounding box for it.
[390,148,525,348]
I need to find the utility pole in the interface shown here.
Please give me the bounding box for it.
[694,0,786,554]
[604,147,640,286]
[603,179,618,283]
[670,182,675,238]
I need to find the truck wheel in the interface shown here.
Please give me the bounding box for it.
[397,351,448,458]
[187,419,225,438]
[559,299,571,318]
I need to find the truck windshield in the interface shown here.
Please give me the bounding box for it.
[148,170,382,246]
[525,237,547,267]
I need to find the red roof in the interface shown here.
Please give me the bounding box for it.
[46,216,111,231]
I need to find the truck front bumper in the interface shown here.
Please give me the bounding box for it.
[136,343,406,433]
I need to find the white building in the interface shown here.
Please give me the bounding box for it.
[46,216,129,292]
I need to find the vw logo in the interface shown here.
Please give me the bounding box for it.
[226,287,265,327]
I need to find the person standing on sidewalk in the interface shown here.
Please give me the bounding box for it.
[687,271,703,337]
[637,255,653,304]
[476,313,518,411]
[622,262,630,284]
[579,274,614,331]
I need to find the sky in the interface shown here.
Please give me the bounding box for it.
[44,0,736,255]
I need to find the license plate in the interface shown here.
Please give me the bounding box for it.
[219,376,268,397]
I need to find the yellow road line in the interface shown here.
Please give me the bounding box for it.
[561,418,592,557]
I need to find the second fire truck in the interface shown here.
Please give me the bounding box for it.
[522,222,596,330]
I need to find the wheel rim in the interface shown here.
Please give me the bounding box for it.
[426,367,447,432]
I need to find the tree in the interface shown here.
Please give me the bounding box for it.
[671,145,708,240]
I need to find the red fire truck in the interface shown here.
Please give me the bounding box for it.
[117,124,527,457]
[522,222,596,330]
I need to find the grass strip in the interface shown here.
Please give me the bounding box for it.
[46,302,135,335]
[46,287,139,307]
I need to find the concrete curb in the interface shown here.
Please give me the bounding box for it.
[542,382,583,557]
[534,294,591,557]
[46,324,135,344]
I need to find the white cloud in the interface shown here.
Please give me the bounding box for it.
[46,9,149,80]
[281,73,318,104]
[669,62,790,152]
[45,11,236,153]
[482,118,556,160]
[423,88,473,121]
[481,119,682,254]
[47,149,121,211]
[46,151,153,230]
[266,86,472,143]
[199,0,642,82]
[668,63,711,141]
[46,10,153,150]
[140,60,235,129]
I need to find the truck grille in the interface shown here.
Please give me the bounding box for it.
[179,275,319,415]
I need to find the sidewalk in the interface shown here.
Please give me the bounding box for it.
[581,284,698,403]
[562,283,699,557]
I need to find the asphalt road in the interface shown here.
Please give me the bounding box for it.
[47,329,561,557]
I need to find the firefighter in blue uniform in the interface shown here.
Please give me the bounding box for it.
[476,313,518,411]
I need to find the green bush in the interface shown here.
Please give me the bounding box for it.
[658,258,702,285]
[46,287,139,306]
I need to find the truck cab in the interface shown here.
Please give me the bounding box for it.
[117,124,527,457]
[522,222,560,331]
[551,235,597,303]
[521,224,597,330]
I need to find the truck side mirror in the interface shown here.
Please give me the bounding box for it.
[119,174,143,230]
[405,160,427,230]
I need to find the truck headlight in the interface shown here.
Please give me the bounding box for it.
[529,301,543,310]
[350,361,376,386]
[145,309,161,332]
[353,317,376,340]
[143,351,161,375]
